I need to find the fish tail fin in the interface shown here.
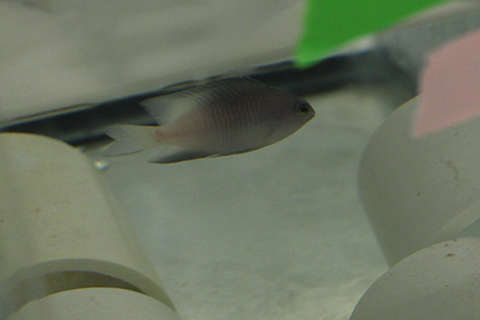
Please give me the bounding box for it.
[103,124,159,156]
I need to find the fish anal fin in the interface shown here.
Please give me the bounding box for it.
[148,150,217,164]
[214,147,260,157]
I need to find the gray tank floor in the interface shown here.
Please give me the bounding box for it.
[92,84,408,320]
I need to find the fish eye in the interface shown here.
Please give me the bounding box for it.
[296,103,311,116]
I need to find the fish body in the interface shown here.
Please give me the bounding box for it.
[103,78,315,163]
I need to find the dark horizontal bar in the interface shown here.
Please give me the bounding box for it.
[0,49,416,147]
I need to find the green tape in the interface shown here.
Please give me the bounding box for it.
[295,0,451,66]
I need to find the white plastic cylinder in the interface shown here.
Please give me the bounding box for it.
[358,96,480,265]
[8,288,180,320]
[8,288,182,320]
[350,237,480,320]
[0,133,175,319]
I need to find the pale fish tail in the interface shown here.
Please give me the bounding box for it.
[103,124,160,156]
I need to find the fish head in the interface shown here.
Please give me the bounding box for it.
[293,98,315,121]
[266,95,315,144]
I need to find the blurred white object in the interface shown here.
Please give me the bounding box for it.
[0,133,175,319]
[350,238,480,320]
[359,96,480,265]
[0,0,304,121]
[9,288,181,320]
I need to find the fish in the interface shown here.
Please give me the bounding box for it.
[103,77,315,163]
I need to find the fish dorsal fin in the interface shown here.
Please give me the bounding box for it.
[140,78,266,126]
[141,91,200,126]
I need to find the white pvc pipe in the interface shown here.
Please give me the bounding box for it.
[358,96,480,265]
[0,133,177,319]
[350,238,480,320]
[9,288,181,320]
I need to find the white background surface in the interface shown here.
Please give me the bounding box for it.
[0,0,303,121]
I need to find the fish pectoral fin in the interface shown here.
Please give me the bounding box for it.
[148,150,217,164]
